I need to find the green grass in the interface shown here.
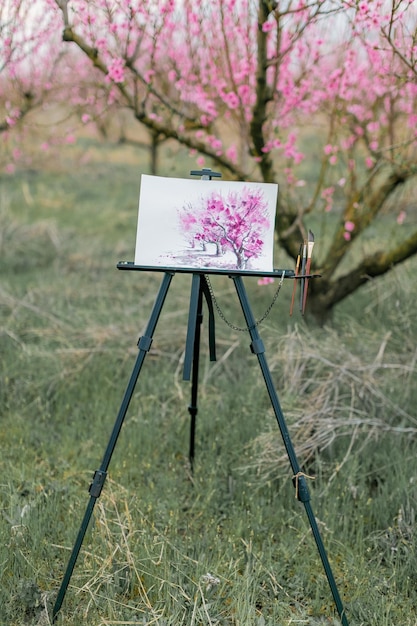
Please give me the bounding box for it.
[1,146,417,625]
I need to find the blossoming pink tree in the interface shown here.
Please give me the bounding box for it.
[0,0,74,170]
[178,187,271,269]
[0,0,124,170]
[2,0,416,322]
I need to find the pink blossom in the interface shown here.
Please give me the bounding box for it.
[324,144,338,164]
[226,145,238,163]
[284,167,296,185]
[321,186,335,212]
[144,69,155,83]
[107,58,125,83]
[207,101,218,117]
[238,84,251,104]
[262,21,274,33]
[207,135,222,151]
[396,211,406,225]
[258,277,275,285]
[262,137,283,153]
[293,151,305,165]
[341,136,356,150]
[367,121,379,133]
[344,220,355,232]
[95,38,107,52]
[224,91,239,109]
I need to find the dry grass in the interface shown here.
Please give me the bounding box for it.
[1,160,417,625]
[239,324,417,483]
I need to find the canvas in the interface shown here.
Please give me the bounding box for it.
[134,175,278,273]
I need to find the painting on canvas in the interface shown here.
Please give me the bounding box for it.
[134,175,278,273]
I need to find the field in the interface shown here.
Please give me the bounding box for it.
[1,141,417,625]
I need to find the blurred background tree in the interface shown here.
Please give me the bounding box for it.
[1,0,416,323]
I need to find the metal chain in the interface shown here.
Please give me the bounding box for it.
[204,272,285,332]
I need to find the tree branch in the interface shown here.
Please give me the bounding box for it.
[322,167,409,276]
[134,109,248,181]
[318,228,417,309]
[249,0,276,183]
[58,22,248,179]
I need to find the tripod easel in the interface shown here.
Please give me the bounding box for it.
[52,263,349,625]
[52,169,348,624]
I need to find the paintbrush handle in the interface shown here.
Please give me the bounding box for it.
[289,255,301,316]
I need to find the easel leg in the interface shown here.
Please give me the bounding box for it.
[52,272,174,622]
[184,276,204,470]
[232,276,349,626]
[183,274,216,471]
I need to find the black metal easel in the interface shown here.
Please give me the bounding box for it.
[52,171,349,625]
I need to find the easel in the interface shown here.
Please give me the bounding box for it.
[52,171,349,625]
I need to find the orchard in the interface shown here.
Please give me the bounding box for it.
[1,0,416,323]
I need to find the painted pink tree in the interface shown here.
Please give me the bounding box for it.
[3,0,417,322]
[179,187,270,269]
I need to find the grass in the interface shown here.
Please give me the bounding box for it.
[0,143,417,625]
